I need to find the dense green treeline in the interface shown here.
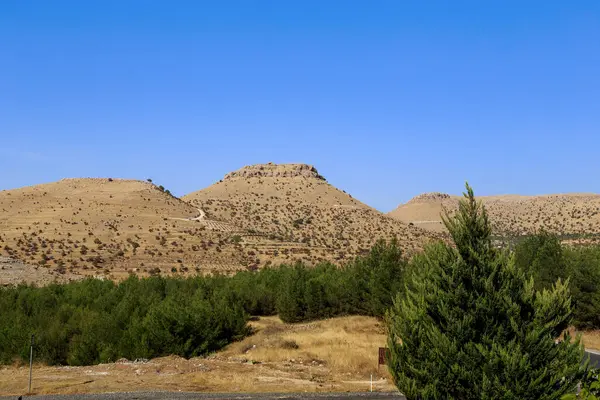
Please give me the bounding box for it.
[513,232,600,329]
[0,276,250,365]
[2,227,600,368]
[0,239,407,366]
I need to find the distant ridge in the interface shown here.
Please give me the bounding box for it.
[389,192,600,241]
[3,165,599,285]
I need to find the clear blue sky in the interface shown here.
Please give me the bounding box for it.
[1,1,599,211]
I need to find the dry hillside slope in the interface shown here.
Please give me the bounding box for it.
[183,163,437,266]
[0,178,251,282]
[389,192,600,241]
[1,168,437,284]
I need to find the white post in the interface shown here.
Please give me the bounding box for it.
[370,373,373,392]
[28,334,34,393]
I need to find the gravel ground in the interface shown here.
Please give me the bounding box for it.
[0,392,404,400]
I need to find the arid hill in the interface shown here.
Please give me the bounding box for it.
[0,178,252,282]
[388,192,600,241]
[183,163,437,266]
[0,167,437,283]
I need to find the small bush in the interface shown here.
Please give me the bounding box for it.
[280,339,299,350]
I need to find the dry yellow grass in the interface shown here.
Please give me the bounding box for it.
[0,316,396,396]
[224,316,389,376]
[1,316,597,396]
[388,192,600,240]
[576,330,600,351]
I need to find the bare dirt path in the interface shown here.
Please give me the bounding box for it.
[169,208,206,222]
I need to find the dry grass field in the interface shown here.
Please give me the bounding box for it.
[388,192,600,242]
[2,316,600,396]
[0,316,396,396]
[578,330,600,351]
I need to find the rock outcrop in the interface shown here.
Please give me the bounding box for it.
[223,163,326,181]
[407,192,452,203]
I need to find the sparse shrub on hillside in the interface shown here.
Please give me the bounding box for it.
[280,339,299,349]
[386,184,584,399]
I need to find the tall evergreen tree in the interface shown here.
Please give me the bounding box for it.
[386,183,585,399]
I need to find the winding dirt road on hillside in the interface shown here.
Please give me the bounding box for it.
[170,208,206,222]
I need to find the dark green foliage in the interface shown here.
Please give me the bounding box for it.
[514,233,600,329]
[274,240,408,322]
[386,184,585,399]
[566,247,600,329]
[0,276,250,366]
[0,239,408,366]
[563,368,600,399]
[350,238,407,316]
[514,231,567,290]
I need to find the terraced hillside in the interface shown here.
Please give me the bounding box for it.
[0,167,437,284]
[388,192,600,242]
[183,163,437,266]
[0,178,250,282]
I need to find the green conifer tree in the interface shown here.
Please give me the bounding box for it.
[386,183,585,399]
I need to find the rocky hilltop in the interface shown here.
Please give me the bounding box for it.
[407,192,452,203]
[184,163,437,265]
[224,163,325,180]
